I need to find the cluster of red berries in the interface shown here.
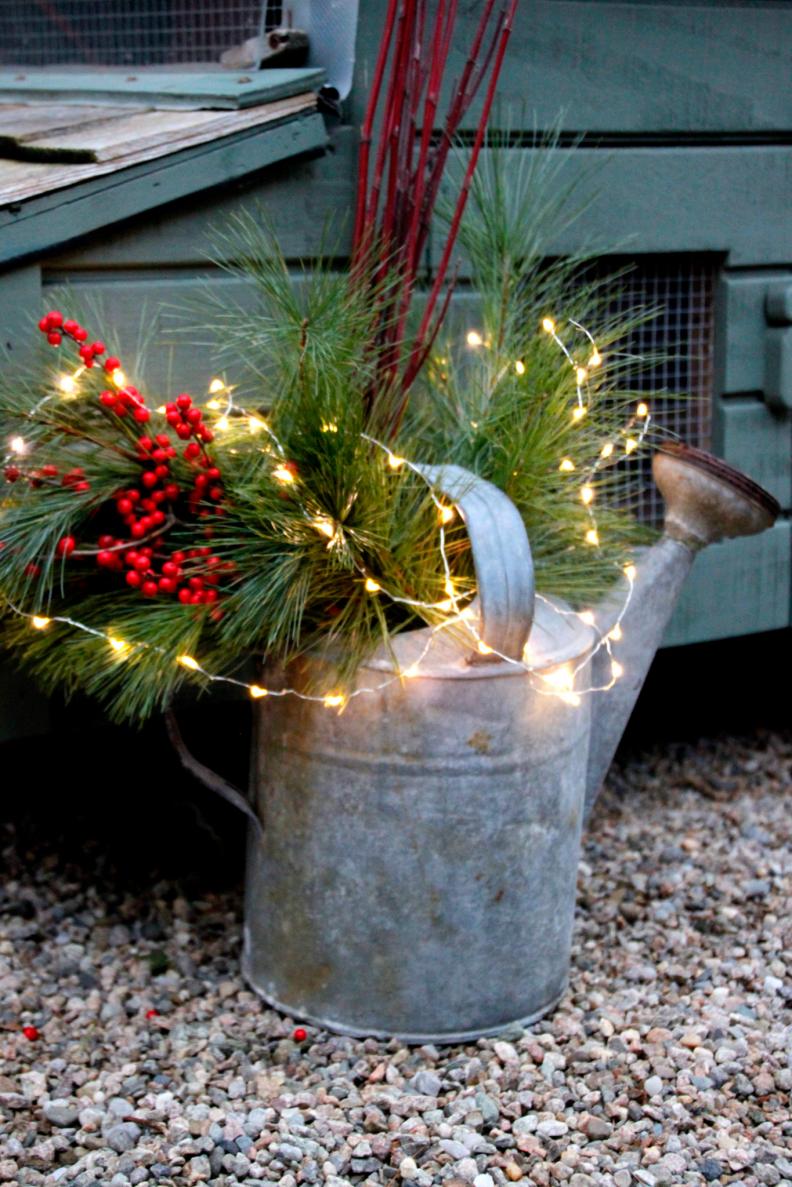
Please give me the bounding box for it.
[100,382,150,423]
[11,311,231,606]
[37,310,105,368]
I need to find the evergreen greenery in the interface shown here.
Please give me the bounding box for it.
[0,143,660,723]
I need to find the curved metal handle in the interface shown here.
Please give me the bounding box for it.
[413,463,535,662]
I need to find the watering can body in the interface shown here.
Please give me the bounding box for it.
[245,606,593,1042]
[242,445,778,1040]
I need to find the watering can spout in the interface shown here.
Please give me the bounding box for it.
[583,443,779,821]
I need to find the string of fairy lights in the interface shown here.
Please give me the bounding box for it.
[3,318,652,710]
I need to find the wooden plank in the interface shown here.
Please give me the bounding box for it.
[353,0,792,135]
[65,138,790,270]
[434,145,792,268]
[0,103,132,139]
[712,397,792,511]
[0,94,317,202]
[0,111,327,265]
[43,273,259,399]
[17,94,315,163]
[49,125,359,268]
[0,67,325,111]
[0,263,42,372]
[663,520,791,646]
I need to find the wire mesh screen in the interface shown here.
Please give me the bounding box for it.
[0,1,282,68]
[598,254,716,526]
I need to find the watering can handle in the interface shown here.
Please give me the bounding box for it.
[413,463,535,661]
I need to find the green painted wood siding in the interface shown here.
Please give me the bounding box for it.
[3,0,791,659]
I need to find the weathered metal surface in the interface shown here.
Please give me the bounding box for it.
[244,654,592,1042]
[244,447,779,1037]
[412,463,535,662]
[585,444,781,818]
[243,468,591,1041]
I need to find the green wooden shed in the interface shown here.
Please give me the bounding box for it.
[1,0,790,741]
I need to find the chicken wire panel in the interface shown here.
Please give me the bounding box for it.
[597,255,716,526]
[0,1,281,68]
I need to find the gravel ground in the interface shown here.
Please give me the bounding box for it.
[1,726,790,1187]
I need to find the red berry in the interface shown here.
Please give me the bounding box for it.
[175,424,192,440]
[73,327,88,342]
[47,311,63,328]
[142,580,158,597]
[97,550,114,567]
[92,341,105,355]
[4,466,20,482]
[63,318,79,333]
[133,554,150,572]
[38,316,49,332]
[134,408,150,424]
[130,522,147,540]
[293,1027,307,1042]
[22,1025,40,1041]
[164,484,180,500]
[98,534,114,547]
[155,434,170,447]
[145,1008,159,1019]
[47,331,62,346]
[204,588,219,603]
[161,561,179,578]
[126,570,142,588]
[138,436,154,452]
[186,408,202,424]
[166,412,181,428]
[207,467,221,481]
[117,498,133,515]
[199,427,214,443]
[209,486,223,501]
[176,393,192,409]
[150,509,166,527]
[73,481,90,492]
[178,588,192,604]
[158,578,176,594]
[155,464,169,479]
[40,464,58,477]
[104,356,121,372]
[56,536,75,557]
[100,391,117,408]
[152,448,167,462]
[173,552,186,563]
[141,471,158,489]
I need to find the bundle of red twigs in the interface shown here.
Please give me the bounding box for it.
[351,0,519,434]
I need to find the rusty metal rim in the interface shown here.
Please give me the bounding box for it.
[242,958,567,1043]
[657,441,780,518]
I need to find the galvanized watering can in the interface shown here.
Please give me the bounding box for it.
[185,444,778,1041]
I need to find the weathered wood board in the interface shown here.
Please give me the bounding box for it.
[0,68,325,110]
[0,111,327,265]
[353,1,792,135]
[663,521,791,647]
[0,93,317,204]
